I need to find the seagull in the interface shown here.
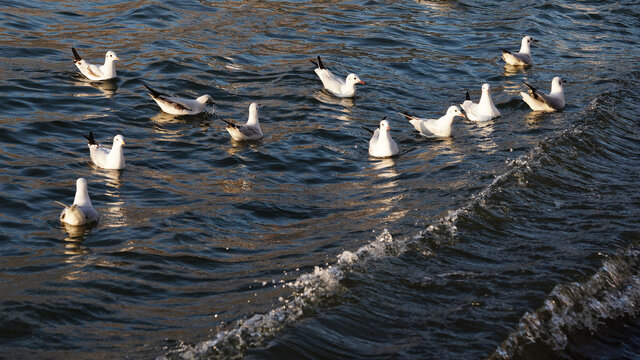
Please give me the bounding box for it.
[72,47,119,81]
[400,105,466,138]
[143,83,213,116]
[84,131,126,170]
[520,77,566,112]
[311,56,364,98]
[501,36,537,66]
[221,103,264,141]
[58,178,99,226]
[365,118,399,158]
[460,83,501,122]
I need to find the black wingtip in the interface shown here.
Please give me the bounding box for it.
[500,48,511,54]
[84,131,97,145]
[316,55,325,70]
[521,80,536,91]
[362,126,375,134]
[142,82,160,98]
[72,47,82,62]
[221,119,236,128]
[398,112,412,120]
[465,91,471,101]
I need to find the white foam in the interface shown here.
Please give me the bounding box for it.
[490,245,640,359]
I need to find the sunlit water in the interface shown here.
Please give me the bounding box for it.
[1,1,639,359]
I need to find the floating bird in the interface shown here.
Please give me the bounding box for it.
[460,83,501,122]
[520,77,566,112]
[501,36,537,66]
[71,47,119,81]
[400,105,466,138]
[311,56,364,98]
[58,178,99,226]
[365,118,399,158]
[143,83,213,116]
[222,103,264,141]
[84,131,126,170]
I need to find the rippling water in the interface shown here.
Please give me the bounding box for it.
[1,0,639,359]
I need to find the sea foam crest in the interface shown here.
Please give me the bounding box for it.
[168,229,400,359]
[489,245,640,359]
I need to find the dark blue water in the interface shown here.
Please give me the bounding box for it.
[1,1,639,359]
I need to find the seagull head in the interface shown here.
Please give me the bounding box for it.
[105,51,120,62]
[379,119,391,131]
[346,73,365,85]
[198,94,214,105]
[551,76,567,92]
[249,103,260,113]
[481,83,491,92]
[76,178,88,193]
[113,134,125,147]
[447,105,466,118]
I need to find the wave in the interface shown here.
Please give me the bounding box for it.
[489,241,640,359]
[163,65,640,359]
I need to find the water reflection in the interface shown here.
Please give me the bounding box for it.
[72,78,118,98]
[468,119,498,153]
[503,64,531,77]
[370,157,398,179]
[312,90,356,109]
[60,223,93,259]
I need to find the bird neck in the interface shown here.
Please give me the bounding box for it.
[550,82,564,96]
[377,128,392,146]
[73,188,93,208]
[479,91,495,108]
[519,40,531,54]
[247,111,259,126]
[102,60,117,78]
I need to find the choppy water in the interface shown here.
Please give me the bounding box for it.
[1,0,639,359]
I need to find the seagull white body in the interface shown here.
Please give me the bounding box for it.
[312,56,364,98]
[85,132,126,170]
[72,47,119,81]
[143,83,213,116]
[460,83,501,122]
[223,103,264,141]
[59,178,99,226]
[502,36,536,66]
[401,105,466,138]
[520,77,566,112]
[368,119,399,158]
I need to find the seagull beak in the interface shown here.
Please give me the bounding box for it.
[358,80,365,85]
[114,55,120,61]
[460,113,466,118]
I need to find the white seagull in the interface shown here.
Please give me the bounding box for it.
[72,47,119,81]
[501,36,537,66]
[311,56,364,98]
[84,131,126,170]
[143,83,213,116]
[460,83,501,122]
[400,105,466,138]
[58,178,99,226]
[520,77,566,112]
[366,118,399,158]
[222,103,264,141]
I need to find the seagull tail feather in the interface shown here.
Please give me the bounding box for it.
[83,131,97,145]
[54,200,69,208]
[72,47,82,62]
[142,82,161,98]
